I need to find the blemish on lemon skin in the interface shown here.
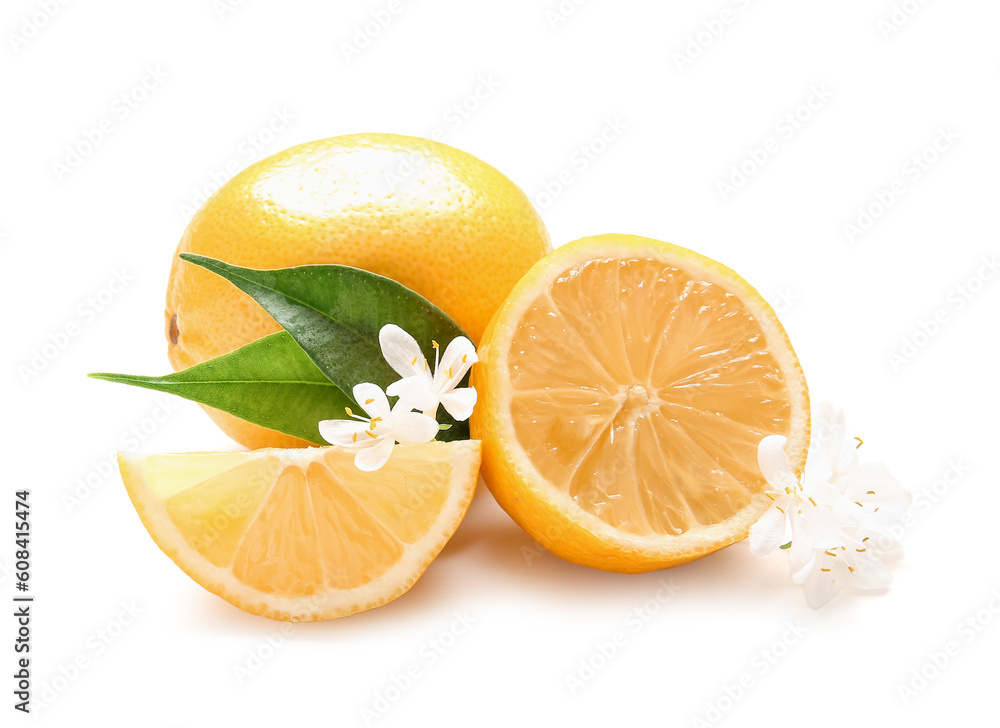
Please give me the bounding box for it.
[169,314,179,344]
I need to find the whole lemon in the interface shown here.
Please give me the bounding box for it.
[166,133,550,449]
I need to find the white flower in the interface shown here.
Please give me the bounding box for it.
[807,402,859,485]
[379,324,478,421]
[315,324,480,473]
[809,403,911,540]
[749,435,845,576]
[318,383,438,472]
[798,535,893,609]
[749,404,911,609]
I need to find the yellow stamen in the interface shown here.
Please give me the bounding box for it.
[365,430,377,439]
[432,340,439,349]
[854,436,864,449]
[808,497,818,507]
[352,432,357,443]
[824,550,837,558]
[867,490,876,495]
[776,505,786,514]
[365,398,375,405]
[411,356,418,366]
[368,417,382,431]
[856,548,867,553]
[345,407,354,417]
[446,367,453,379]
[820,568,831,572]
[423,358,429,371]
[848,566,855,573]
[462,354,468,363]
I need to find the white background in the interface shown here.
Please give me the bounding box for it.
[3,1,998,725]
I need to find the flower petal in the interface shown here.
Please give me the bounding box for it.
[850,552,893,589]
[803,559,841,609]
[386,376,439,412]
[353,382,391,419]
[379,324,429,381]
[845,463,911,524]
[824,403,860,485]
[439,387,478,422]
[353,436,394,471]
[790,551,817,585]
[757,435,796,490]
[318,419,369,448]
[788,530,818,578]
[748,502,788,556]
[816,401,844,468]
[796,500,845,550]
[435,337,478,392]
[390,411,440,445]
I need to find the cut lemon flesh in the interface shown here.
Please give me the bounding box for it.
[119,441,480,621]
[471,235,809,572]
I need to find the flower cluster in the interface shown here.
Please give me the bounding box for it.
[319,324,478,472]
[750,403,911,608]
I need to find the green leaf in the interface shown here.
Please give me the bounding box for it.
[180,253,472,441]
[89,332,353,445]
